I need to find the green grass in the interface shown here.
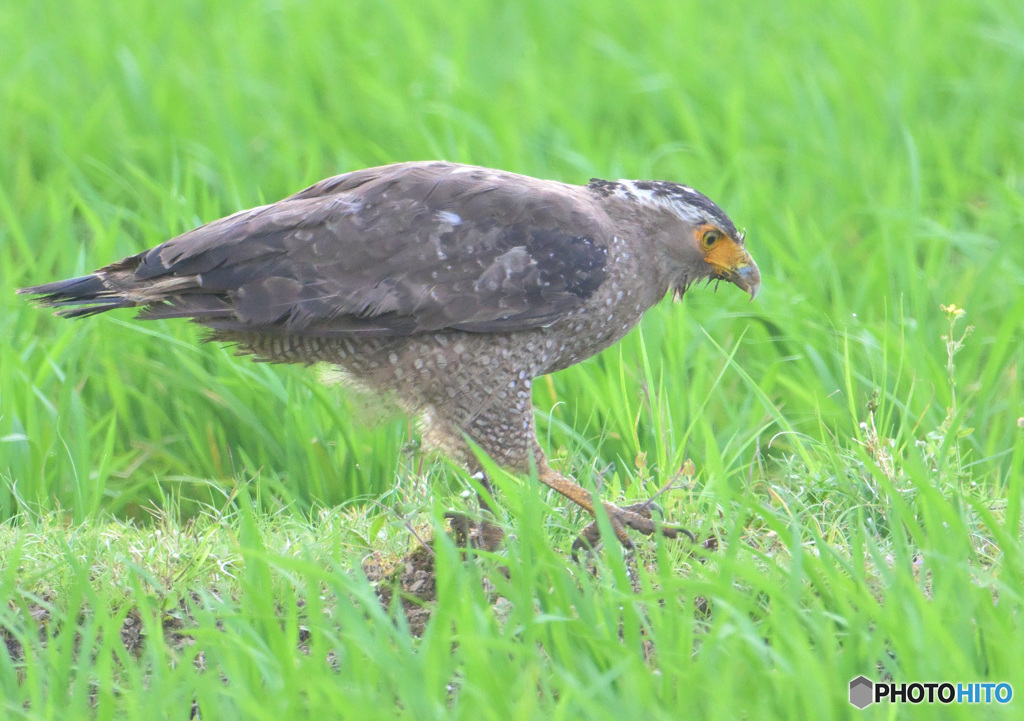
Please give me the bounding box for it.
[2,0,1023,718]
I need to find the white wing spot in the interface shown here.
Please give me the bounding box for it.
[436,210,462,225]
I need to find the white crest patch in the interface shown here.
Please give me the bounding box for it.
[614,179,703,224]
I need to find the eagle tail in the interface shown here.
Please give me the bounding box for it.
[17,274,135,318]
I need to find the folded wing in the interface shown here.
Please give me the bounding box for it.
[22,162,613,337]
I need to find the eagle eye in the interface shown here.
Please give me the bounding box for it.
[701,229,723,250]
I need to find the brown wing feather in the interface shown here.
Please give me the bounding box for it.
[84,162,612,336]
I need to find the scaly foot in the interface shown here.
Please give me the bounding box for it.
[571,501,696,560]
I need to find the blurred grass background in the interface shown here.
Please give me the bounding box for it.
[3,0,1020,517]
[1,0,1023,718]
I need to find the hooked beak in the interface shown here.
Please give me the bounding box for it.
[720,254,761,300]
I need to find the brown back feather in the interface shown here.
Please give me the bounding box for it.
[104,162,614,336]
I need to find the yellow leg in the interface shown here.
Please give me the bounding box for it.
[536,462,695,552]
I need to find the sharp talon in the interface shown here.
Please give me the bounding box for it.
[569,500,696,559]
[662,525,698,543]
[534,462,694,556]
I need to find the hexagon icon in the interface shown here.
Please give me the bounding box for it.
[849,676,873,709]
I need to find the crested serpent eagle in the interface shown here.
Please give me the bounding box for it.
[21,161,760,550]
